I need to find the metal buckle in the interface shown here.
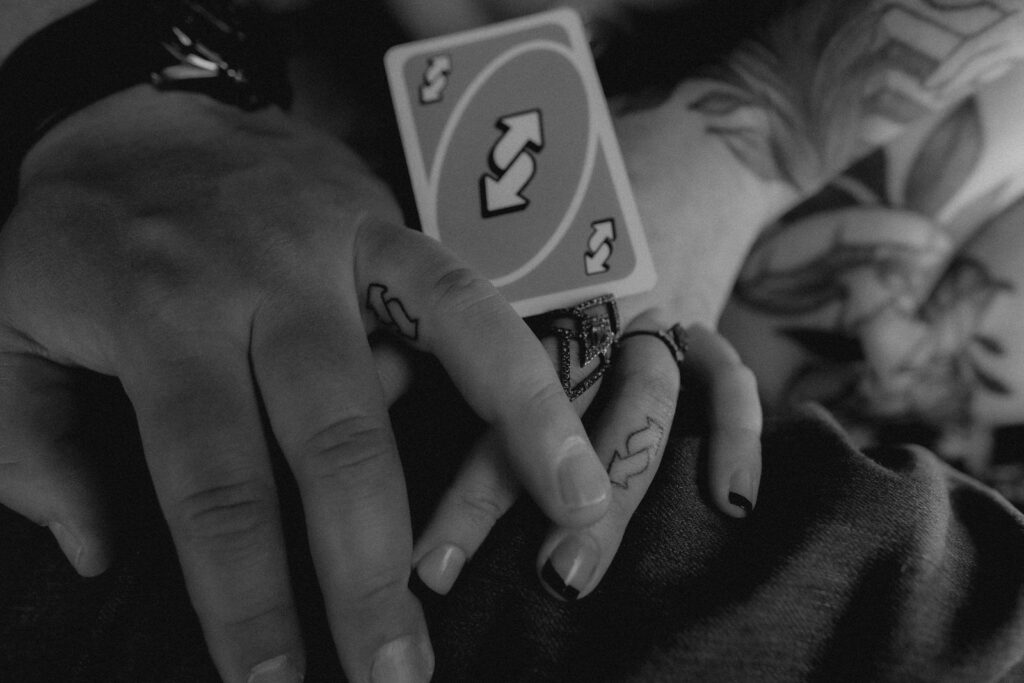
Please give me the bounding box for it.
[150,0,288,110]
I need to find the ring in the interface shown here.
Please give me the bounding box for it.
[617,324,689,371]
[528,294,621,401]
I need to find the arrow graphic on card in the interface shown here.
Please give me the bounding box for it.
[585,219,616,275]
[480,109,544,217]
[419,54,452,104]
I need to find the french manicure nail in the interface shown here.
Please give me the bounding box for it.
[416,544,466,595]
[372,636,434,683]
[247,654,303,683]
[728,470,755,517]
[540,534,600,601]
[49,522,83,570]
[558,438,609,511]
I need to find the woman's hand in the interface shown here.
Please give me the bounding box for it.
[411,311,762,599]
[0,85,614,683]
[388,0,1024,602]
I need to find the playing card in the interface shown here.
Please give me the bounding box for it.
[385,9,656,317]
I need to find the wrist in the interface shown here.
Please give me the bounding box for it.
[18,84,286,193]
[1,0,292,221]
[0,0,94,64]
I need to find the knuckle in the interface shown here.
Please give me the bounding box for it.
[634,369,680,418]
[524,378,570,411]
[429,266,502,316]
[337,570,410,610]
[508,379,571,425]
[714,363,763,431]
[731,363,759,393]
[173,478,276,555]
[454,480,511,529]
[293,412,395,486]
[719,361,759,396]
[220,601,295,636]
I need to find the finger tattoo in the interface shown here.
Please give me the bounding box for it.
[367,283,420,341]
[607,417,665,490]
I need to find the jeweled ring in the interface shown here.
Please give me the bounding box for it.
[617,324,689,371]
[528,294,621,401]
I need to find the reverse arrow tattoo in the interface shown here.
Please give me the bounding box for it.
[367,283,420,341]
[607,417,665,489]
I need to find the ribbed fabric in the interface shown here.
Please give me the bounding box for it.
[2,395,1023,682]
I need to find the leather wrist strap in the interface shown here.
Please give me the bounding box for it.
[0,0,293,222]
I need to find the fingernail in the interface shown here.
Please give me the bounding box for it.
[248,654,303,683]
[372,636,434,683]
[49,523,83,570]
[558,438,609,511]
[416,544,466,595]
[540,534,600,601]
[728,470,755,517]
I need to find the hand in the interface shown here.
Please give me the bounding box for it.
[0,85,613,682]
[411,312,762,599]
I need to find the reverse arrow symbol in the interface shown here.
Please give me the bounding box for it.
[480,109,544,218]
[419,54,451,104]
[490,110,544,171]
[481,151,537,217]
[585,219,616,275]
[608,417,664,489]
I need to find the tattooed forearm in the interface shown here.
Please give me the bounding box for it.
[367,283,420,341]
[690,0,1024,192]
[607,417,665,489]
[721,65,1024,503]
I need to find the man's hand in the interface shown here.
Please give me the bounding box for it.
[0,85,611,683]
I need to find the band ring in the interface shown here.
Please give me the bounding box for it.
[617,324,689,370]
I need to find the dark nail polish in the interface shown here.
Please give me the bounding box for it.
[729,491,753,516]
[541,559,580,601]
[540,534,600,601]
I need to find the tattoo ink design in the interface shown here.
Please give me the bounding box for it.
[607,417,665,490]
[367,283,419,341]
[689,0,1024,191]
[724,89,1024,503]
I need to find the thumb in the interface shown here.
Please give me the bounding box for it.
[0,353,111,577]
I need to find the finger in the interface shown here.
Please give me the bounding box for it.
[537,312,681,601]
[0,352,110,577]
[411,325,607,595]
[356,220,611,529]
[412,430,518,595]
[252,291,433,683]
[123,351,304,683]
[685,324,763,518]
[371,335,416,405]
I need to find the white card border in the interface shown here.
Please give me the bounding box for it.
[385,8,656,318]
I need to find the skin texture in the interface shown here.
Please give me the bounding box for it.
[17,0,1022,679]
[711,2,1024,500]
[1,83,620,682]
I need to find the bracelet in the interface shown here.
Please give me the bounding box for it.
[0,0,293,222]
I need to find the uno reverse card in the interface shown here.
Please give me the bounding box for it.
[385,9,656,317]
